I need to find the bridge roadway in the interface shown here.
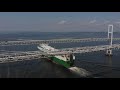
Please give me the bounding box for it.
[0,44,120,63]
[47,44,120,55]
[0,38,120,46]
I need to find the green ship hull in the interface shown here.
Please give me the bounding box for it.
[48,56,74,68]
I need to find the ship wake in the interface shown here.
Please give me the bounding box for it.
[69,66,91,77]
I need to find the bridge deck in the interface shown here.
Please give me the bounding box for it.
[0,38,120,46]
[0,44,120,63]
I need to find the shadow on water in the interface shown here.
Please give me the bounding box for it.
[105,56,113,67]
[0,59,84,78]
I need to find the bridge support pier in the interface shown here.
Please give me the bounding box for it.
[106,49,112,56]
[105,24,113,56]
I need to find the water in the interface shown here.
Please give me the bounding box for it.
[0,32,120,78]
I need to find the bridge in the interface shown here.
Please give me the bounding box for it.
[0,38,120,46]
[0,24,120,63]
[0,43,120,63]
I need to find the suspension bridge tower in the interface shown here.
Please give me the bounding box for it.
[105,24,113,56]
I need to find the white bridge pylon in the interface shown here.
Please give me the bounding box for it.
[106,24,113,56]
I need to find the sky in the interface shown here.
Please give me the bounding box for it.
[0,12,120,32]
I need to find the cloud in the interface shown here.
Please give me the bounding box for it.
[90,20,110,26]
[89,19,96,24]
[58,20,67,25]
[115,21,120,24]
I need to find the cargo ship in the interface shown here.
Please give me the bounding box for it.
[37,44,90,77]
[37,44,75,68]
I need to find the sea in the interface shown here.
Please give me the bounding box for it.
[0,32,120,78]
